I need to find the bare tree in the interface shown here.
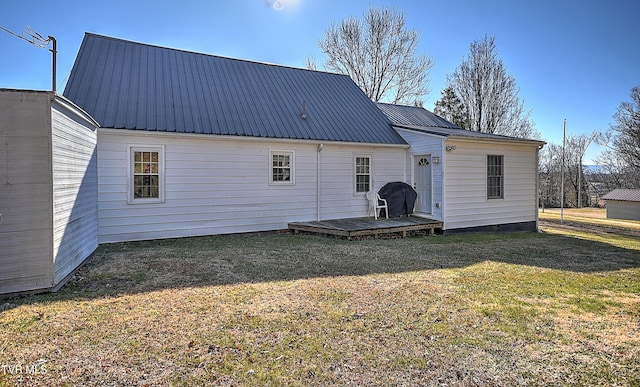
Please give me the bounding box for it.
[565,133,598,207]
[539,132,599,208]
[595,148,640,190]
[314,6,433,105]
[539,145,562,208]
[594,86,640,189]
[609,86,640,169]
[445,35,537,139]
[304,56,317,71]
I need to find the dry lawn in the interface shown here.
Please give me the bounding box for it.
[1,212,639,386]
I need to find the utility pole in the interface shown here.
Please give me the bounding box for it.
[49,35,57,92]
[561,119,566,223]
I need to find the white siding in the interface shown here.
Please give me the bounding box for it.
[51,101,98,284]
[318,145,406,221]
[97,130,406,243]
[0,91,54,293]
[606,201,640,221]
[395,128,445,221]
[443,139,539,230]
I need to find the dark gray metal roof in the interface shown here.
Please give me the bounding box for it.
[376,102,461,129]
[377,103,545,146]
[395,124,545,145]
[602,189,640,202]
[63,33,406,145]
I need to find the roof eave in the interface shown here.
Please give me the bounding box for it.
[394,124,546,147]
[447,134,546,147]
[97,127,410,148]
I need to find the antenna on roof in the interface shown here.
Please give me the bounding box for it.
[300,100,307,119]
[0,25,57,92]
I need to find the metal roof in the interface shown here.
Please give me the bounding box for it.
[377,103,545,146]
[376,102,461,129]
[602,189,640,202]
[395,124,545,145]
[63,33,406,145]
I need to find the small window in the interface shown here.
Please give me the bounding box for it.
[130,146,164,203]
[355,155,371,193]
[487,155,504,199]
[270,150,294,185]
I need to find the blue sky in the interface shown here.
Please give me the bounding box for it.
[2,0,638,164]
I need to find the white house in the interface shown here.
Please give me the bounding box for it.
[1,33,545,293]
[0,89,99,294]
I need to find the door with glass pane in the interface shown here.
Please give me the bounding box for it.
[414,155,432,213]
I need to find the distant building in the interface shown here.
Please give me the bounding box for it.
[601,189,640,221]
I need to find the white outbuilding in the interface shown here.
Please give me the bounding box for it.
[602,189,640,221]
[0,89,98,294]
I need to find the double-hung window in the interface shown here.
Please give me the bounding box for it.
[355,155,371,193]
[130,146,164,203]
[270,150,295,185]
[487,154,504,199]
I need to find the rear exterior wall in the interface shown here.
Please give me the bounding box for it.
[97,129,407,243]
[443,139,539,231]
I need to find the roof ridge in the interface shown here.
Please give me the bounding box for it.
[83,32,348,78]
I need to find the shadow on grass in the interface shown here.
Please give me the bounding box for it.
[1,218,638,307]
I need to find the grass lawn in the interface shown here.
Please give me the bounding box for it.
[1,211,639,386]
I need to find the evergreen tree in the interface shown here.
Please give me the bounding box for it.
[433,86,469,128]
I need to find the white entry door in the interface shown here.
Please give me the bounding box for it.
[414,155,432,214]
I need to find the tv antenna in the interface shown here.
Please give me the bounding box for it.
[0,25,57,92]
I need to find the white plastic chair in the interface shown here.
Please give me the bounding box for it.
[366,191,388,220]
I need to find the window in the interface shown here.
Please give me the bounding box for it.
[355,155,371,193]
[270,150,294,185]
[129,146,164,203]
[487,155,504,199]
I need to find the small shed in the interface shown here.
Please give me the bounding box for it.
[601,189,640,221]
[0,89,99,294]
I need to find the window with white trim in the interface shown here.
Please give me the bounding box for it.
[270,150,294,185]
[129,146,164,203]
[487,154,504,199]
[355,155,371,193]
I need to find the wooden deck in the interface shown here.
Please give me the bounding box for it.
[288,216,444,239]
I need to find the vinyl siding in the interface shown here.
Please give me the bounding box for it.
[443,139,539,230]
[0,91,54,293]
[51,101,98,284]
[395,128,445,221]
[606,201,640,221]
[318,146,405,221]
[97,130,406,243]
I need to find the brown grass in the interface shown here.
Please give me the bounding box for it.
[541,207,608,219]
[1,216,639,386]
